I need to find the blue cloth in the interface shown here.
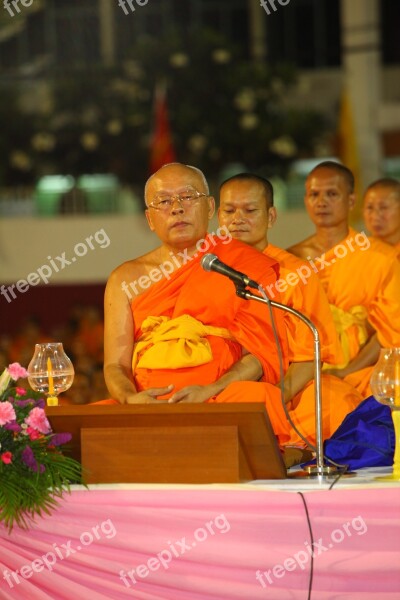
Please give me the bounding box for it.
[324,396,395,469]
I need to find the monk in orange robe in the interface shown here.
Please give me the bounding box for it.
[288,161,400,397]
[218,173,362,445]
[363,178,400,257]
[103,163,291,443]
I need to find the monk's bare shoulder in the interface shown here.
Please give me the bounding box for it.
[287,235,319,260]
[106,247,162,288]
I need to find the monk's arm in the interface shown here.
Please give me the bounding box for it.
[168,352,262,403]
[279,361,314,406]
[104,268,172,403]
[325,333,381,379]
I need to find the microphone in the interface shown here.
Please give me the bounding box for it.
[201,254,260,290]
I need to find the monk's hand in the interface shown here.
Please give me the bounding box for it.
[323,367,348,379]
[168,385,212,404]
[126,385,174,404]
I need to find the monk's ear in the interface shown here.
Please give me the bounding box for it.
[348,193,356,211]
[207,196,215,219]
[267,207,277,229]
[145,208,155,231]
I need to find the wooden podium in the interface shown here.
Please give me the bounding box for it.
[46,403,287,484]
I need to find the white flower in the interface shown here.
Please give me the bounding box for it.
[188,134,208,154]
[169,53,189,68]
[106,120,123,135]
[80,133,99,151]
[31,133,56,152]
[212,49,231,64]
[234,89,257,112]
[239,113,259,130]
[269,136,297,157]
[10,151,32,171]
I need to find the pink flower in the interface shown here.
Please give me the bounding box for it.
[0,402,17,425]
[7,363,28,381]
[26,427,41,441]
[25,407,51,434]
[16,387,27,396]
[1,452,12,465]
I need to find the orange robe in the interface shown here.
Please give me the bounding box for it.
[130,236,291,443]
[261,245,362,445]
[315,229,400,396]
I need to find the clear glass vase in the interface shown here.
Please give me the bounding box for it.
[27,343,74,407]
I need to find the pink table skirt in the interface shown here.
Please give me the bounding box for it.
[0,486,399,600]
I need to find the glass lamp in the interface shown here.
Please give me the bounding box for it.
[370,347,400,481]
[27,343,74,406]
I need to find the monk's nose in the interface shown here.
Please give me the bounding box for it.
[232,211,245,223]
[170,199,185,214]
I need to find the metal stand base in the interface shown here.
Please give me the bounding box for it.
[288,465,356,479]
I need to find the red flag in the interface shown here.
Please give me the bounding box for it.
[149,83,176,174]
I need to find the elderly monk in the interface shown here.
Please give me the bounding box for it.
[363,178,400,257]
[287,161,400,397]
[218,173,362,445]
[103,163,292,441]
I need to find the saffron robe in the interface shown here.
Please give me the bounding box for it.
[130,236,291,442]
[263,244,362,445]
[316,229,400,396]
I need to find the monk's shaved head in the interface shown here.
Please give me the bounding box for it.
[145,163,209,205]
[364,177,400,200]
[307,161,355,193]
[220,173,274,209]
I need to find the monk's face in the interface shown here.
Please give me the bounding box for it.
[304,168,355,229]
[145,164,215,250]
[363,185,400,245]
[218,180,276,251]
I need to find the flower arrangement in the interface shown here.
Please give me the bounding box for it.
[0,363,83,531]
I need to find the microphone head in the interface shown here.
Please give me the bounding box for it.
[201,253,218,272]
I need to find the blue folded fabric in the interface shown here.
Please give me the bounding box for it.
[324,396,395,469]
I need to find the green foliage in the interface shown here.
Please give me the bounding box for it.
[0,379,83,532]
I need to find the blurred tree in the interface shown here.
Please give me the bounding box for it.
[0,29,328,190]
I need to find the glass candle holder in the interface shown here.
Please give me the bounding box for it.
[370,347,400,481]
[27,343,74,407]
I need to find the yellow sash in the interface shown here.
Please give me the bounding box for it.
[328,304,368,368]
[132,315,234,371]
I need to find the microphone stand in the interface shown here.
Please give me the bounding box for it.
[236,286,340,478]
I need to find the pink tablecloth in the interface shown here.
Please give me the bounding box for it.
[0,486,399,600]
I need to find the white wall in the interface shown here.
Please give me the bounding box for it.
[0,211,315,285]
